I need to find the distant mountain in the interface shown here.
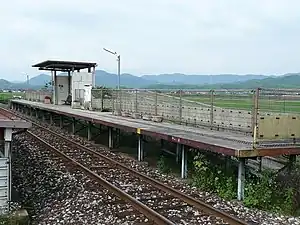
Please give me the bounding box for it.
[1,71,300,90]
[146,74,300,90]
[142,74,268,85]
[28,74,51,86]
[207,73,300,89]
[95,70,155,88]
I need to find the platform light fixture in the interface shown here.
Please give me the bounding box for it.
[103,48,120,90]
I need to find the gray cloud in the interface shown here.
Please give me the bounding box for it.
[1,0,300,80]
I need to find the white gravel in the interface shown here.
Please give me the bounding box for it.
[12,134,148,225]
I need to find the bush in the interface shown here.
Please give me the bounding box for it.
[192,153,236,199]
[191,153,297,214]
[157,155,171,174]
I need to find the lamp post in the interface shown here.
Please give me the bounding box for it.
[103,48,121,115]
[22,72,29,87]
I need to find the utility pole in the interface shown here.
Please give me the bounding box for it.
[103,48,121,115]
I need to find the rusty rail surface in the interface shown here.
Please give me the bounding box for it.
[7,107,248,225]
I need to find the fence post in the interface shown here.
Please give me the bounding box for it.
[112,89,115,114]
[119,89,122,113]
[210,90,214,129]
[154,91,158,116]
[101,88,104,111]
[135,89,138,113]
[252,88,259,148]
[179,90,182,124]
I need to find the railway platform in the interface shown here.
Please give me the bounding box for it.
[10,99,300,200]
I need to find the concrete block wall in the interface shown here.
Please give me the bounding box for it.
[91,97,113,111]
[156,93,180,122]
[137,92,156,115]
[213,108,252,131]
[25,91,52,102]
[181,100,211,127]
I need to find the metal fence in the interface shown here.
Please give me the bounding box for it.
[257,88,300,114]
[22,88,300,138]
[91,88,257,133]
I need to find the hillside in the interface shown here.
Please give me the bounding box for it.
[142,74,268,85]
[202,74,300,89]
[1,71,300,90]
[146,74,300,89]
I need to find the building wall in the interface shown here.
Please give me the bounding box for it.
[56,76,70,104]
[72,72,93,105]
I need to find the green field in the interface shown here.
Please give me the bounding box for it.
[0,92,24,103]
[183,94,300,113]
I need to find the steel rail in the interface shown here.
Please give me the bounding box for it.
[6,108,248,224]
[26,130,174,225]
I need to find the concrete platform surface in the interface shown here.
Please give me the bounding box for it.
[11,100,300,157]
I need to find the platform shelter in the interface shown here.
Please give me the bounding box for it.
[32,60,97,108]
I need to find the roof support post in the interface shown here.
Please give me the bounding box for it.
[68,70,71,96]
[237,158,245,201]
[92,66,96,88]
[54,70,58,105]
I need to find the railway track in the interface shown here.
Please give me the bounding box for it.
[7,108,250,224]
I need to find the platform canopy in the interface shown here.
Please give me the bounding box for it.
[32,60,98,72]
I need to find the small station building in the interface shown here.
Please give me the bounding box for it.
[32,60,97,108]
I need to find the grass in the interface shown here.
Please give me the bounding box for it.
[0,92,24,104]
[184,94,300,113]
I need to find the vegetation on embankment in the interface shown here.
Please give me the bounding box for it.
[157,153,299,216]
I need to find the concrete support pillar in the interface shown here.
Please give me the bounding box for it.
[42,111,46,122]
[29,108,33,117]
[87,121,92,141]
[4,129,12,156]
[108,127,113,149]
[59,116,63,128]
[4,128,12,205]
[72,117,76,134]
[258,156,262,172]
[138,134,144,161]
[160,139,164,148]
[181,145,187,179]
[35,109,38,118]
[176,143,180,163]
[289,155,297,171]
[237,158,246,201]
[49,113,53,125]
[289,155,296,164]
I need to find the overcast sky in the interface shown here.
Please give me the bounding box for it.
[1,0,300,81]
